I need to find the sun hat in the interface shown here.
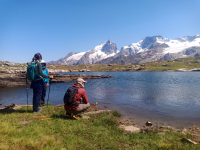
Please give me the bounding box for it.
[76,78,87,87]
[40,60,46,64]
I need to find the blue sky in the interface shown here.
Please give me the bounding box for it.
[0,0,199,63]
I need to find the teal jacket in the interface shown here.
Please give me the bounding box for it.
[34,61,49,81]
[42,66,49,83]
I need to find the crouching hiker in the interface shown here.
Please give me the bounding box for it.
[64,78,90,119]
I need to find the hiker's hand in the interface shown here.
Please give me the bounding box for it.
[49,75,53,79]
[46,83,49,86]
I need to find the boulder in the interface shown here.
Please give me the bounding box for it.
[79,69,87,72]
[175,68,190,71]
[118,125,141,133]
[191,68,200,71]
[181,138,197,144]
[146,121,153,126]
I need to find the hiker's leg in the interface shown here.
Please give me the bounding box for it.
[76,103,90,112]
[65,103,90,116]
[40,82,46,105]
[33,81,43,112]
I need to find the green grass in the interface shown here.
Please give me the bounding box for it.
[112,110,121,117]
[0,106,199,149]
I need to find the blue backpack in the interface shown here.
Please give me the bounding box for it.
[26,62,37,81]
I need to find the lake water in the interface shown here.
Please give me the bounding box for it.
[1,71,200,128]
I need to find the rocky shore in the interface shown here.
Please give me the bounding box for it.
[0,74,112,88]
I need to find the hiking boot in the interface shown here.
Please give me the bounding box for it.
[39,103,45,107]
[66,113,71,118]
[72,115,79,120]
[33,109,42,113]
[65,113,79,120]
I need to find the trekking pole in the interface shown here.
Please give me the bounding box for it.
[26,88,28,111]
[47,81,51,108]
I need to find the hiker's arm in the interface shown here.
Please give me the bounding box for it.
[81,90,89,104]
[46,68,53,80]
[38,63,49,78]
[46,69,50,83]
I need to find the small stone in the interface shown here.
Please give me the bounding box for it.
[181,128,188,134]
[146,121,153,126]
[182,128,187,132]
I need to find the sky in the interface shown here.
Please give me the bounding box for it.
[0,0,200,63]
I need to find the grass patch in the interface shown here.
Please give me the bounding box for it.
[0,106,199,149]
[112,110,121,117]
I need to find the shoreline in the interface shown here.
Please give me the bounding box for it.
[0,74,113,88]
[1,102,200,130]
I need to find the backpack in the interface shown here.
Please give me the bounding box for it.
[26,62,37,81]
[64,87,80,106]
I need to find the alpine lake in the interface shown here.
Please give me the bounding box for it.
[1,71,200,129]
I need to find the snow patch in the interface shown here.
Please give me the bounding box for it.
[66,52,86,61]
[162,38,200,54]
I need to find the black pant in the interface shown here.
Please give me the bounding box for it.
[39,82,47,105]
[32,80,43,112]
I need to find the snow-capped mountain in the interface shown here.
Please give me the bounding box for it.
[97,35,200,64]
[49,35,200,65]
[49,40,119,65]
[119,35,200,56]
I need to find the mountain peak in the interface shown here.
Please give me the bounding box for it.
[106,40,111,44]
[101,40,118,54]
[140,36,169,49]
[176,35,200,42]
[64,52,75,59]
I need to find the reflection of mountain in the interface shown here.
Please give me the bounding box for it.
[49,35,200,65]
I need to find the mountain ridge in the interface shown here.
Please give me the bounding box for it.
[48,35,200,65]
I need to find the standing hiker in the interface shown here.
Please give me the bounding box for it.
[64,78,90,119]
[39,60,49,107]
[28,53,53,113]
